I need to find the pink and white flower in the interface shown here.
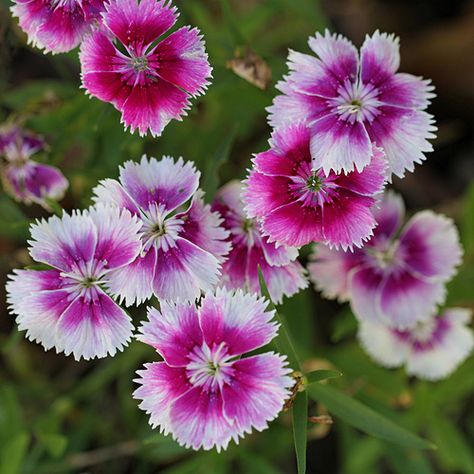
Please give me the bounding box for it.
[244,123,387,250]
[92,155,230,305]
[308,191,462,328]
[0,126,68,210]
[268,30,436,177]
[134,288,293,451]
[212,180,307,303]
[80,0,212,137]
[6,205,142,360]
[358,308,474,380]
[11,0,105,53]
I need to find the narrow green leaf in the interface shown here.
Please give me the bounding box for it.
[307,383,435,450]
[202,125,237,201]
[43,197,64,216]
[258,268,301,370]
[306,369,342,384]
[219,0,247,45]
[385,445,434,474]
[292,391,308,474]
[429,416,474,473]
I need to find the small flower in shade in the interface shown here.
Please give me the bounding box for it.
[268,29,436,177]
[308,191,462,329]
[0,127,68,210]
[11,0,105,53]
[134,288,293,451]
[358,308,474,381]
[212,180,307,304]
[244,123,387,250]
[80,0,212,137]
[6,205,142,360]
[92,155,230,305]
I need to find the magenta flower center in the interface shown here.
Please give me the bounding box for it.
[186,342,234,392]
[334,80,380,123]
[288,161,338,208]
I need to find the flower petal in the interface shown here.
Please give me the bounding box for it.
[365,105,436,178]
[134,362,191,431]
[371,190,405,241]
[310,113,373,174]
[360,30,400,87]
[138,303,202,366]
[199,288,278,356]
[56,291,134,360]
[152,237,220,301]
[29,211,98,272]
[153,26,211,95]
[119,155,199,212]
[349,265,384,323]
[106,247,156,306]
[88,204,142,270]
[103,0,177,51]
[399,211,462,282]
[169,386,236,452]
[92,178,141,215]
[222,353,292,434]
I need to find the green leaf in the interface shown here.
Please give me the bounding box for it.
[202,125,237,201]
[307,382,435,450]
[385,445,434,474]
[305,369,342,384]
[461,180,474,256]
[292,391,308,474]
[258,268,301,370]
[0,433,29,474]
[43,197,64,216]
[430,416,474,473]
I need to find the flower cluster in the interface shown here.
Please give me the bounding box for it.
[11,0,211,137]
[0,126,68,210]
[5,22,472,453]
[308,191,472,380]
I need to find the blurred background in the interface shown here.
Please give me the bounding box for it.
[0,0,473,472]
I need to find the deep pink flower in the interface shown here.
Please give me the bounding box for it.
[92,155,230,305]
[268,30,436,177]
[6,205,142,360]
[80,0,212,137]
[212,180,307,303]
[358,308,474,380]
[11,0,105,53]
[134,288,293,451]
[0,127,68,210]
[308,191,462,328]
[244,123,387,250]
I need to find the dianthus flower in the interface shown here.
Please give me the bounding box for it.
[80,0,212,137]
[268,30,436,177]
[0,126,68,210]
[11,0,105,53]
[244,123,387,250]
[358,308,474,380]
[92,155,230,305]
[308,191,462,328]
[134,288,293,451]
[212,180,307,303]
[6,205,142,360]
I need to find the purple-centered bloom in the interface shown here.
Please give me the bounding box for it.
[358,308,474,380]
[80,0,212,137]
[268,30,436,177]
[11,0,105,53]
[212,181,307,304]
[308,191,462,328]
[134,288,293,451]
[6,205,142,360]
[92,155,230,305]
[244,123,387,250]
[0,127,68,210]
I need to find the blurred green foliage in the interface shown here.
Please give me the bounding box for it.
[0,0,473,473]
